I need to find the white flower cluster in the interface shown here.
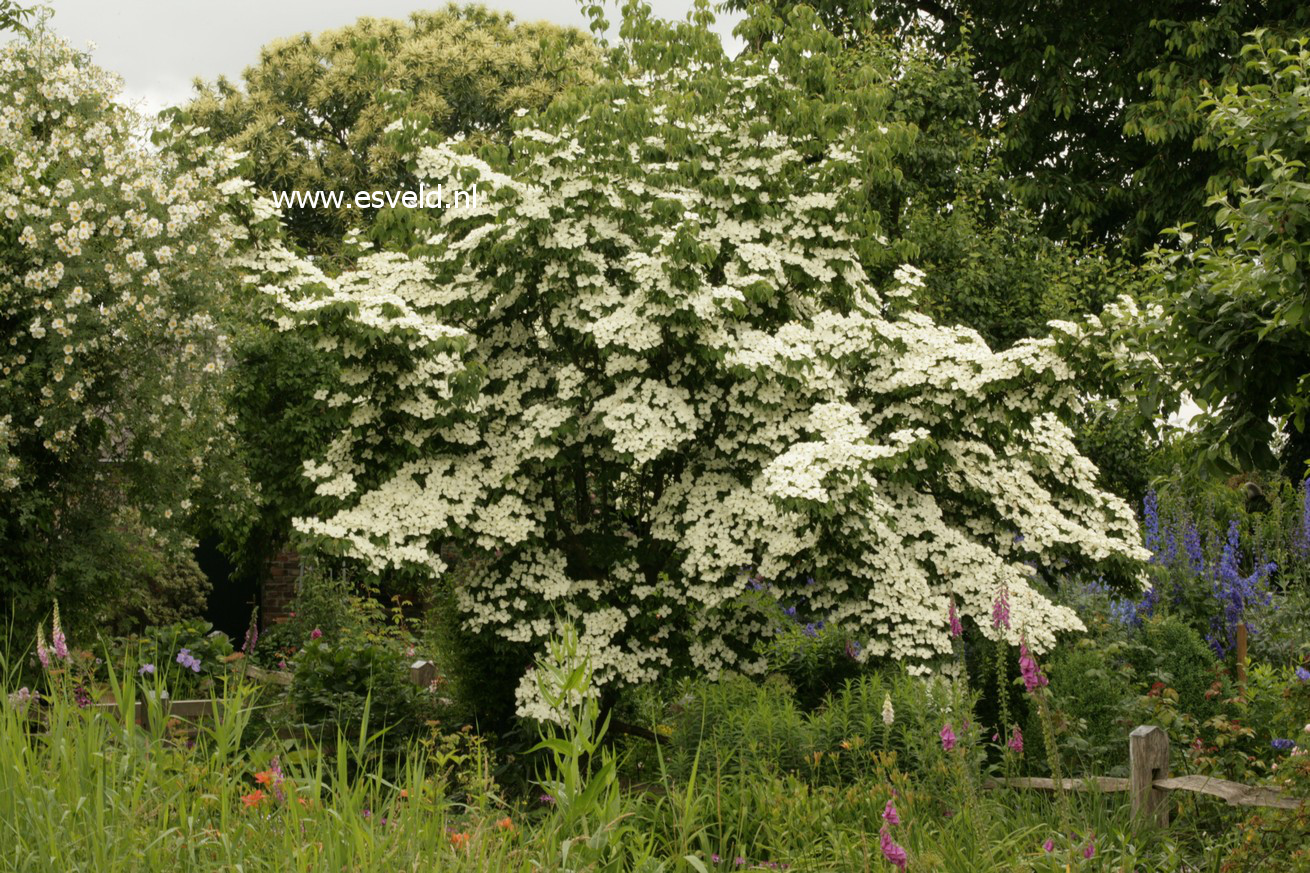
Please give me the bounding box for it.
[0,32,256,527]
[257,47,1148,716]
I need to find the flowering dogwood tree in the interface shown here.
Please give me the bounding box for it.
[252,5,1148,716]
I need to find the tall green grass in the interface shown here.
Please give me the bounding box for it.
[0,632,1241,872]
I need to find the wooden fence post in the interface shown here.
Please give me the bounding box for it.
[1130,725,1170,827]
[409,660,437,688]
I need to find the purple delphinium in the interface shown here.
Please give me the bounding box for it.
[1272,738,1296,751]
[1296,666,1310,682]
[1206,521,1275,657]
[1182,522,1205,576]
[1111,584,1160,629]
[176,648,202,673]
[845,639,861,660]
[1143,491,1162,559]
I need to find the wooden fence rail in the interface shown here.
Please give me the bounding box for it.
[983,724,1300,824]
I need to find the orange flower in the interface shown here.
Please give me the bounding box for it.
[241,790,266,808]
[450,832,471,849]
[253,770,273,786]
[296,796,309,807]
[495,816,514,831]
[399,789,410,800]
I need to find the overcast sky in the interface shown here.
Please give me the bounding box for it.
[20,0,743,113]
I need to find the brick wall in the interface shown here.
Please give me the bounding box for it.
[261,549,302,627]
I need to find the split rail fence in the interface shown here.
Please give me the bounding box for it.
[983,725,1300,825]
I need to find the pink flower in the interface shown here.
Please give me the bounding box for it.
[879,826,908,870]
[882,799,900,825]
[1018,642,1048,693]
[1008,725,1024,754]
[1083,838,1095,859]
[948,598,962,637]
[35,625,50,669]
[1042,839,1054,853]
[51,600,68,660]
[991,588,1010,630]
[940,723,957,751]
[310,628,322,640]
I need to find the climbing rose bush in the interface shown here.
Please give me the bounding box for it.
[0,26,263,625]
[248,7,1148,717]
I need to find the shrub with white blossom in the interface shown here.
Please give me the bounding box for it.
[250,5,1149,717]
[0,25,258,625]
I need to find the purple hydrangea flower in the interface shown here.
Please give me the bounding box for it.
[1272,738,1295,751]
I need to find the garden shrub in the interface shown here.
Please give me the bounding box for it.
[289,636,425,741]
[423,574,531,736]
[758,613,866,711]
[1130,616,1223,725]
[93,520,212,636]
[251,567,420,669]
[1043,641,1133,773]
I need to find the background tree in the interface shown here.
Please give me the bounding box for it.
[185,3,600,261]
[1151,33,1310,476]
[730,0,1310,252]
